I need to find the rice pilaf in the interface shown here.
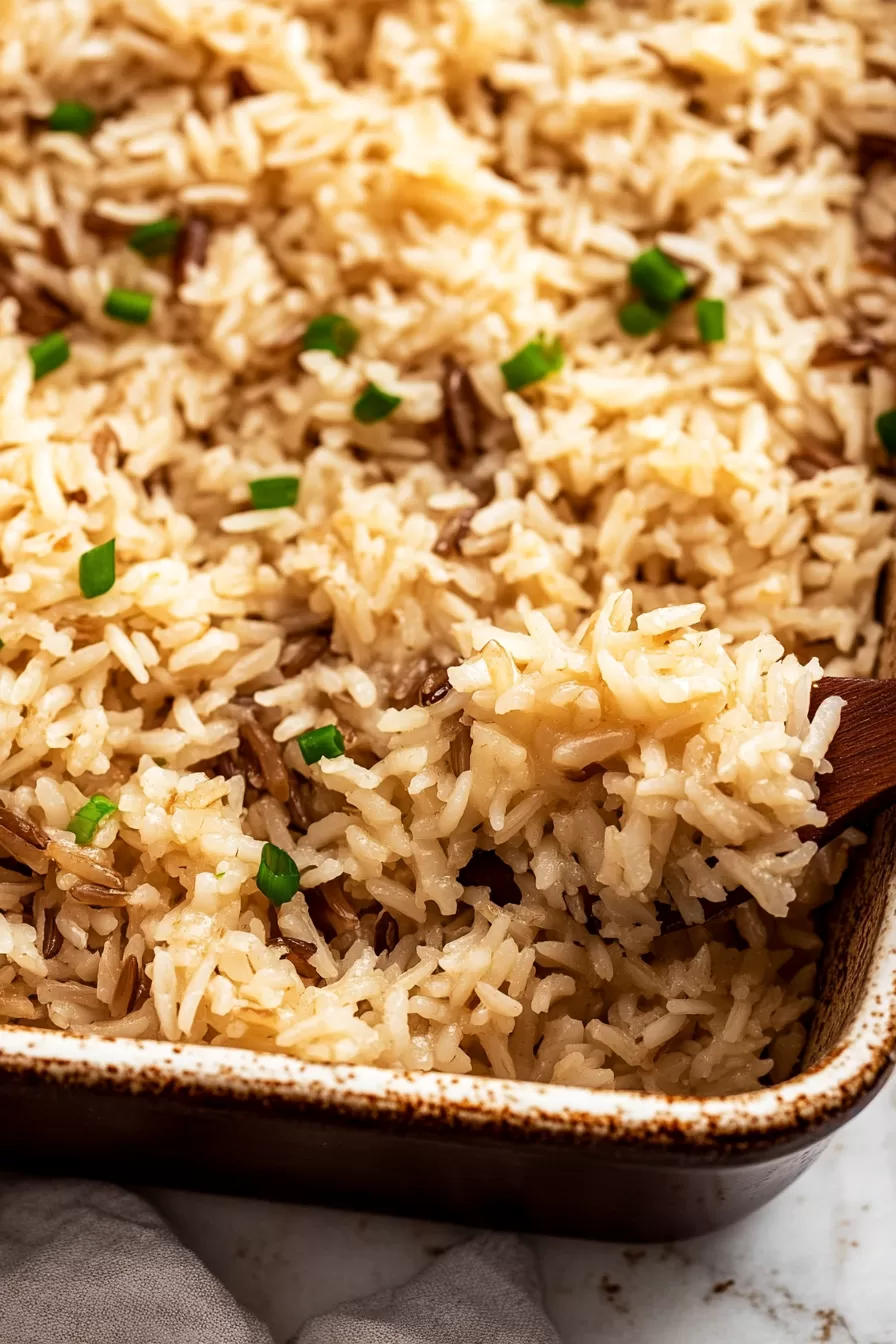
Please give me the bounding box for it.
[0,0,894,1094]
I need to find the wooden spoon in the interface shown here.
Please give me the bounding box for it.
[802,677,896,837]
[659,676,896,935]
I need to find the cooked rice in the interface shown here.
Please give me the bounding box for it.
[0,0,893,1094]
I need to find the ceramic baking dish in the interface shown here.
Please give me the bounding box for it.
[1,642,895,1243]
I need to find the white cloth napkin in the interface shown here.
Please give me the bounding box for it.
[0,1179,560,1344]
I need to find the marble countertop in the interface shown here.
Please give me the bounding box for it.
[148,1075,896,1343]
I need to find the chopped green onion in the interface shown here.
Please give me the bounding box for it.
[696,298,726,343]
[29,331,69,381]
[256,841,301,906]
[0,639,5,650]
[249,476,300,510]
[297,724,345,765]
[618,301,666,337]
[876,409,896,456]
[629,247,690,311]
[128,217,182,258]
[103,288,153,325]
[46,100,97,136]
[79,538,115,599]
[353,382,402,424]
[67,794,117,846]
[302,313,359,359]
[544,0,587,6]
[500,335,564,392]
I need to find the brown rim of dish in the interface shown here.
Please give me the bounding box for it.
[0,866,889,1160]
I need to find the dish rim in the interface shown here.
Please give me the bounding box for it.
[0,854,893,1155]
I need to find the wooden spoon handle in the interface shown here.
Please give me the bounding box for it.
[806,677,896,838]
[659,675,896,936]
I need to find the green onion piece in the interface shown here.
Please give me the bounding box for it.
[256,841,301,906]
[298,724,345,765]
[0,639,5,650]
[67,794,118,846]
[79,538,115,598]
[629,247,690,311]
[500,335,564,392]
[103,288,153,325]
[696,298,726,343]
[29,330,69,380]
[876,409,896,456]
[249,476,300,510]
[47,100,97,136]
[302,313,359,359]
[544,0,588,6]
[128,217,182,258]
[353,382,402,425]
[618,301,666,337]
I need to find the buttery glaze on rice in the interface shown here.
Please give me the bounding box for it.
[0,0,894,1095]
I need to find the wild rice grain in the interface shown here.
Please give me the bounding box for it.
[448,723,472,777]
[418,666,451,706]
[271,936,318,981]
[82,209,132,239]
[442,357,481,467]
[91,422,122,471]
[0,822,49,874]
[42,226,69,268]
[287,772,312,831]
[280,632,330,678]
[46,841,123,889]
[307,881,359,936]
[226,703,291,804]
[390,656,440,707]
[110,955,139,1016]
[40,909,62,959]
[433,507,476,557]
[373,909,399,955]
[791,440,845,478]
[811,338,883,369]
[173,216,210,288]
[0,802,48,851]
[133,966,151,1011]
[0,264,74,337]
[66,881,128,907]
